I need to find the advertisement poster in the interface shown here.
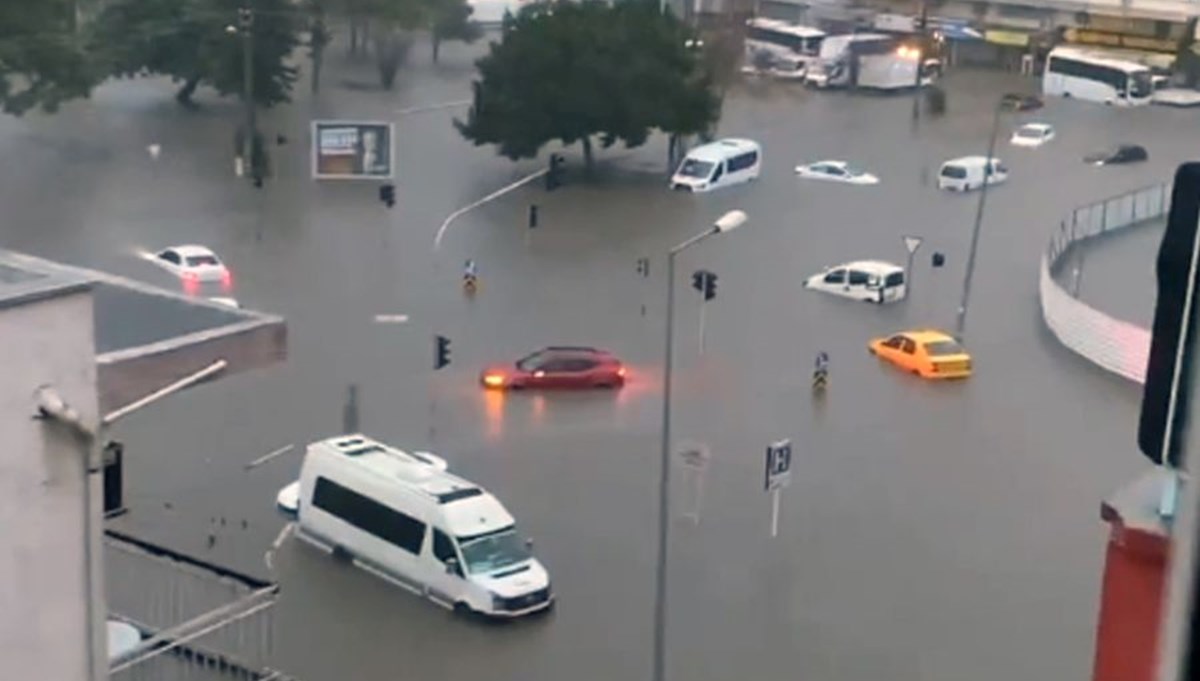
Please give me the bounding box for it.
[311,120,394,180]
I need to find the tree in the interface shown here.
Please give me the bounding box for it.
[0,0,98,115]
[91,0,301,107]
[306,0,333,93]
[455,0,720,171]
[430,0,481,64]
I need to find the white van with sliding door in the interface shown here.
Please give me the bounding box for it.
[670,138,762,192]
[803,260,907,303]
[937,156,1008,192]
[293,435,553,618]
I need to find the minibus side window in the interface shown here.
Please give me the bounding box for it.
[433,529,462,576]
[847,270,869,286]
[312,476,427,554]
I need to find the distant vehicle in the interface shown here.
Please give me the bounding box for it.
[144,245,231,286]
[1042,46,1153,106]
[1010,122,1056,148]
[937,156,1008,192]
[856,47,940,90]
[803,260,906,303]
[744,18,824,80]
[868,329,972,379]
[1084,144,1148,166]
[291,434,552,618]
[670,138,761,193]
[208,296,240,309]
[1152,88,1200,107]
[794,160,879,185]
[1000,93,1044,111]
[480,346,626,390]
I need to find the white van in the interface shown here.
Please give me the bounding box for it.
[292,435,553,618]
[937,156,1008,191]
[670,138,762,192]
[803,260,907,303]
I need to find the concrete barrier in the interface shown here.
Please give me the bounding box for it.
[1039,184,1167,385]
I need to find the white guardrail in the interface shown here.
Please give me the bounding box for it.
[1039,183,1168,385]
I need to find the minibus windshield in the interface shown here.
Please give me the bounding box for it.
[458,527,531,574]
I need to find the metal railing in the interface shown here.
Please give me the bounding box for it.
[105,530,295,681]
[1039,183,1165,384]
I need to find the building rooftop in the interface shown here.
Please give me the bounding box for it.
[0,250,287,412]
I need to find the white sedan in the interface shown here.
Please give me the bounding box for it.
[795,161,879,185]
[143,245,230,285]
[1010,123,1055,148]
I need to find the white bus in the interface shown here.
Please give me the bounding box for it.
[1043,47,1153,106]
[744,18,825,78]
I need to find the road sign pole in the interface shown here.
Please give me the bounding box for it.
[906,251,916,296]
[698,302,707,356]
[770,488,781,537]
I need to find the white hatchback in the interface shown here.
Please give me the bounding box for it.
[804,260,906,304]
[1011,123,1055,147]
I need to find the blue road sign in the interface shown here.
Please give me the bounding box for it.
[764,439,792,491]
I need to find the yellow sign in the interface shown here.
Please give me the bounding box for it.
[985,30,1030,47]
[1064,28,1177,53]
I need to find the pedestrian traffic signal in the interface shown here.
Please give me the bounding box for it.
[1139,163,1200,468]
[692,270,705,292]
[932,252,945,267]
[703,272,717,301]
[434,334,451,370]
[528,204,539,229]
[379,183,396,208]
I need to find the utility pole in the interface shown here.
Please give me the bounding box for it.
[239,7,256,180]
[910,0,929,127]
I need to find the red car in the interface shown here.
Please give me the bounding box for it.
[481,346,626,390]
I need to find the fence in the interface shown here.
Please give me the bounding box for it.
[105,530,295,681]
[1038,183,1166,384]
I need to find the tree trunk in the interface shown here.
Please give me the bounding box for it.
[311,46,323,93]
[375,29,413,90]
[581,136,594,174]
[667,134,679,174]
[349,20,358,56]
[175,75,201,106]
[432,34,441,64]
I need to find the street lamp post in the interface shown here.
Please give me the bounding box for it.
[955,95,1010,339]
[238,8,256,179]
[653,209,747,681]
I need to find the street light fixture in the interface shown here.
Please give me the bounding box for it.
[653,209,746,681]
[955,93,1022,339]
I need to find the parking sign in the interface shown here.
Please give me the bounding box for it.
[764,439,792,491]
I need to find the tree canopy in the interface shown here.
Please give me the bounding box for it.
[0,0,98,115]
[455,0,720,166]
[92,0,301,106]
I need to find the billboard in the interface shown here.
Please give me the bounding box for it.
[311,120,394,180]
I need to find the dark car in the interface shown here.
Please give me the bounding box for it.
[480,347,626,390]
[1000,94,1044,112]
[1084,144,1149,166]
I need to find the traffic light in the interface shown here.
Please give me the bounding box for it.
[1139,163,1200,468]
[379,183,396,208]
[434,334,451,370]
[692,270,717,300]
[932,252,945,267]
[546,153,564,191]
[528,204,538,229]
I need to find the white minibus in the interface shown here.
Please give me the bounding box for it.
[292,435,554,618]
[670,138,761,192]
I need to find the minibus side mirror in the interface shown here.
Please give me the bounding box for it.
[445,557,459,575]
[525,538,534,551]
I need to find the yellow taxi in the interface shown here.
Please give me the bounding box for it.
[868,329,972,379]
